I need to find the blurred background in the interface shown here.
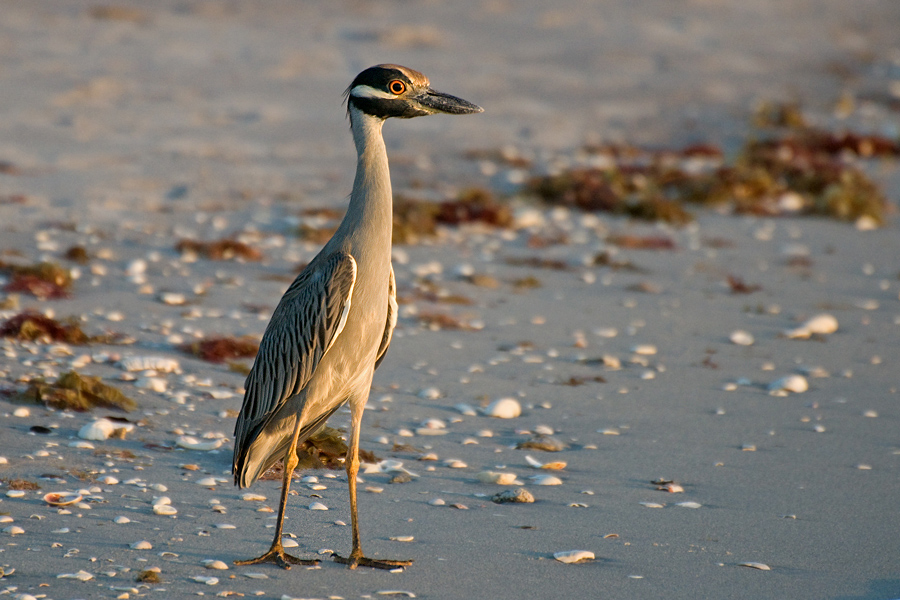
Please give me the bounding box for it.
[0,0,898,220]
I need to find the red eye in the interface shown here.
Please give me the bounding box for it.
[388,80,406,95]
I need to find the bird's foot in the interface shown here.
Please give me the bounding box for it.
[333,552,412,571]
[234,545,319,570]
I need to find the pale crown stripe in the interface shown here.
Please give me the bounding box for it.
[350,84,396,100]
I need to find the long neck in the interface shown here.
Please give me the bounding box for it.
[332,106,393,251]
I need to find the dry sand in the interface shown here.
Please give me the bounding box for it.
[0,1,899,599]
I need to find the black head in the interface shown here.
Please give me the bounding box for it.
[345,64,483,120]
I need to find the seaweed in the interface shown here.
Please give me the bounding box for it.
[0,311,91,344]
[179,335,259,363]
[1,261,73,299]
[175,238,263,261]
[15,371,136,412]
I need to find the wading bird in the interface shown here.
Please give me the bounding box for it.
[232,64,482,570]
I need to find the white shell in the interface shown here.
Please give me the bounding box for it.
[483,398,521,419]
[196,477,218,486]
[783,314,838,339]
[739,562,771,571]
[768,374,809,394]
[242,493,266,501]
[308,502,328,511]
[118,356,181,373]
[136,376,167,393]
[43,492,83,507]
[130,540,152,550]
[531,474,563,486]
[176,436,224,451]
[57,570,94,581]
[729,330,755,346]
[477,471,521,485]
[553,550,595,564]
[631,344,657,355]
[203,559,229,570]
[153,504,177,516]
[3,525,25,535]
[78,418,116,441]
[676,501,702,509]
[455,403,478,416]
[191,575,219,585]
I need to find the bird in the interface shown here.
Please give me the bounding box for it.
[231,64,482,570]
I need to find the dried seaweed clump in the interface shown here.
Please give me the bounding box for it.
[179,335,259,363]
[175,238,263,261]
[393,188,512,244]
[525,119,896,226]
[260,426,378,475]
[0,311,91,344]
[1,261,73,299]
[16,371,136,412]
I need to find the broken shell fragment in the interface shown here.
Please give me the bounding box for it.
[176,436,224,451]
[483,398,521,419]
[739,562,771,571]
[783,314,838,339]
[524,455,567,470]
[553,550,595,564]
[43,492,83,507]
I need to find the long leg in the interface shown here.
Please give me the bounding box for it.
[235,417,319,569]
[333,398,412,570]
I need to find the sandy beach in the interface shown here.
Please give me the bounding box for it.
[1,1,899,599]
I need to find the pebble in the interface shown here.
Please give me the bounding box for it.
[491,488,535,504]
[483,398,521,419]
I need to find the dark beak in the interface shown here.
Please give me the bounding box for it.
[415,89,483,115]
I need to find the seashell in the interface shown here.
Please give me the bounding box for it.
[176,436,224,451]
[415,427,447,436]
[375,591,416,598]
[729,330,754,346]
[419,418,446,429]
[203,559,228,570]
[676,501,702,509]
[3,525,25,535]
[244,572,268,579]
[483,398,521,419]
[118,356,180,373]
[130,540,152,550]
[78,418,116,441]
[389,536,415,542]
[553,550,594,564]
[524,455,567,470]
[159,292,186,306]
[767,374,808,394]
[196,477,218,486]
[530,474,563,486]
[153,504,177,516]
[739,562,771,571]
[215,523,236,529]
[428,498,445,506]
[44,492,82,507]
[57,570,94,581]
[242,493,266,501]
[594,327,618,338]
[631,344,657,355]
[477,471,521,485]
[491,488,534,504]
[191,575,219,585]
[639,502,665,508]
[657,483,683,493]
[417,387,442,400]
[114,516,131,524]
[308,502,328,511]
[444,459,467,469]
[455,403,478,416]
[136,376,167,393]
[783,314,838,339]
[13,407,30,418]
[282,538,299,548]
[6,490,26,498]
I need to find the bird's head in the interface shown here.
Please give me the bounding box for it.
[345,64,483,120]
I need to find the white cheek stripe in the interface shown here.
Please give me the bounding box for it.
[350,84,395,100]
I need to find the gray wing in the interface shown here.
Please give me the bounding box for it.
[233,251,357,474]
[373,264,397,371]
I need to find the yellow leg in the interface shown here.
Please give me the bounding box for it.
[333,400,412,570]
[235,418,319,569]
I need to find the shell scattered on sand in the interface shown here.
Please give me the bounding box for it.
[729,330,755,346]
[553,550,595,564]
[483,398,522,418]
[175,435,225,451]
[477,471,521,485]
[768,374,809,394]
[783,314,838,339]
[43,492,82,506]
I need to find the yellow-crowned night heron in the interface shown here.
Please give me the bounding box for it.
[232,64,482,570]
